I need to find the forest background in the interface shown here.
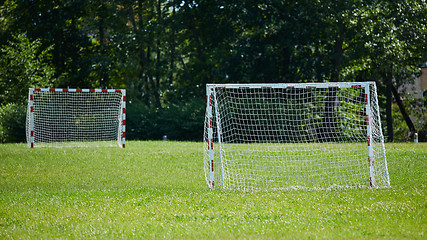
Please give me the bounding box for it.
[0,0,426,142]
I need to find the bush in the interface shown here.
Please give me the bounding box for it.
[158,98,205,141]
[126,101,162,140]
[0,103,27,143]
[391,97,426,142]
[126,98,205,141]
[417,114,427,142]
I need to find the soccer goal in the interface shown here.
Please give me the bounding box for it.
[26,88,126,148]
[203,82,390,190]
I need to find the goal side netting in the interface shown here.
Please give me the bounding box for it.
[26,88,126,148]
[203,82,390,190]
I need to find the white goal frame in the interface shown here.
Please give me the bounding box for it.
[26,88,126,148]
[204,82,390,190]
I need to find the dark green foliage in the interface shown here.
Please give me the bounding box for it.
[214,87,367,144]
[0,103,26,143]
[419,124,427,142]
[158,98,205,141]
[0,33,54,105]
[127,98,205,141]
[0,0,425,142]
[126,101,161,140]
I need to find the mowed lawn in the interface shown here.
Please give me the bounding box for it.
[0,141,425,239]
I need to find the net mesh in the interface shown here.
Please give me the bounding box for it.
[26,90,124,147]
[204,83,389,190]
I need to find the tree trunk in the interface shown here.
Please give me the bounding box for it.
[98,12,108,87]
[391,84,416,134]
[385,75,393,142]
[280,46,291,80]
[331,37,344,82]
[169,0,176,86]
[153,0,162,109]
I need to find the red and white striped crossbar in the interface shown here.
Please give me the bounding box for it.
[32,88,124,93]
[206,82,374,89]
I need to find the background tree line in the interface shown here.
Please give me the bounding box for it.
[0,0,426,142]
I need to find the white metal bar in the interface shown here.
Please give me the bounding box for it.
[212,87,225,190]
[371,84,390,187]
[34,88,125,92]
[206,82,374,89]
[365,85,375,187]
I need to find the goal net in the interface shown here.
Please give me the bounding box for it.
[26,88,126,148]
[203,82,390,190]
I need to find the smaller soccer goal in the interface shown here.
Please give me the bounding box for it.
[26,88,126,148]
[204,82,390,190]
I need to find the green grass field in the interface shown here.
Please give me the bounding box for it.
[0,141,425,239]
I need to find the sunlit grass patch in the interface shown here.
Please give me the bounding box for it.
[0,142,425,239]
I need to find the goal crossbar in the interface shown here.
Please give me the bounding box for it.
[207,82,368,89]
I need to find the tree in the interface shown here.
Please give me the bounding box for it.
[340,0,427,141]
[0,33,54,105]
[0,0,425,141]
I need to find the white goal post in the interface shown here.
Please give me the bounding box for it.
[26,88,126,148]
[203,82,390,190]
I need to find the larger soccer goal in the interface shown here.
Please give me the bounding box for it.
[203,82,390,190]
[26,88,126,148]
